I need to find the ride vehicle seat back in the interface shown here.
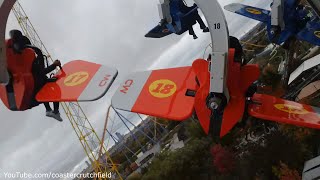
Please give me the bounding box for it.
[0,39,36,111]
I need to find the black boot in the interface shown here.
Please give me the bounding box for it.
[203,27,209,33]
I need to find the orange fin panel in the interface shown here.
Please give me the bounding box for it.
[221,49,242,137]
[221,49,260,137]
[221,97,246,137]
[192,59,211,134]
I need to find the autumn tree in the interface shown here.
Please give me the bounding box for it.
[272,161,301,180]
[142,137,214,180]
[211,144,236,174]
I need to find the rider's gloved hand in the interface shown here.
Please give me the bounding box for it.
[53,60,61,67]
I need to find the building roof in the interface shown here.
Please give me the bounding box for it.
[289,54,320,84]
[303,155,320,180]
[297,80,320,100]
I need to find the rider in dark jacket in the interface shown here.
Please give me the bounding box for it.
[9,29,63,121]
[177,0,209,39]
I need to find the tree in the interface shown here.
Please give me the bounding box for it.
[234,131,311,179]
[211,144,235,174]
[127,172,142,180]
[186,120,207,139]
[272,161,301,180]
[141,137,214,179]
[166,121,181,131]
[278,124,314,142]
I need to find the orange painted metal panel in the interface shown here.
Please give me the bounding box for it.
[131,66,197,120]
[192,59,211,134]
[0,40,35,110]
[221,49,260,137]
[249,94,320,129]
[36,60,100,102]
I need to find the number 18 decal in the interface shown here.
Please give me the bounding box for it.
[149,79,177,98]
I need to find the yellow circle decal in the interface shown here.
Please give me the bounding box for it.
[64,71,89,87]
[149,79,177,98]
[314,31,320,38]
[246,8,262,15]
[274,104,309,115]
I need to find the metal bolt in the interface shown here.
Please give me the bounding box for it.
[270,30,275,35]
[209,101,219,110]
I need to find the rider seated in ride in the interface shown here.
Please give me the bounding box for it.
[9,30,63,121]
[159,0,209,39]
[177,0,209,39]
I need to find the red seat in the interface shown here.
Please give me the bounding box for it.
[0,40,35,111]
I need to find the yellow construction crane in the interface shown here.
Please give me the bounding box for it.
[11,2,122,179]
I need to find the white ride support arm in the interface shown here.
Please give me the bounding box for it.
[195,0,229,96]
[0,0,16,85]
[271,0,285,30]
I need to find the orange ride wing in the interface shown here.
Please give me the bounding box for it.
[249,94,320,129]
[36,60,117,102]
[112,66,197,120]
[192,59,211,134]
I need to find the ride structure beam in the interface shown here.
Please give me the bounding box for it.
[271,0,285,30]
[112,107,146,152]
[107,129,135,155]
[12,1,51,62]
[195,0,229,96]
[113,107,157,145]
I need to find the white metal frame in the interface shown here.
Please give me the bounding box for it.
[195,0,229,96]
[271,0,285,30]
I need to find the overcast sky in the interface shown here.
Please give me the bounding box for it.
[0,0,271,178]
